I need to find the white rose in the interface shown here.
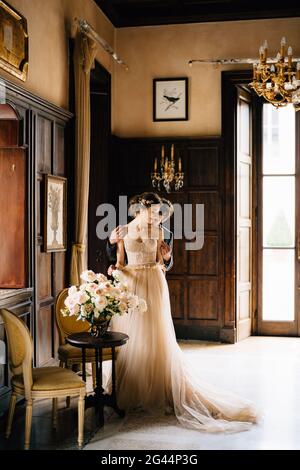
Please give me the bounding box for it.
[68,285,78,296]
[95,273,108,283]
[85,282,98,293]
[80,270,97,282]
[77,291,90,304]
[95,295,108,312]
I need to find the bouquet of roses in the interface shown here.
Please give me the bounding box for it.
[61,269,147,323]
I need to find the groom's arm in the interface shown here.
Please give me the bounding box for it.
[106,238,117,265]
[163,229,174,272]
[106,225,128,266]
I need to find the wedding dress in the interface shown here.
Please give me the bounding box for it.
[105,231,258,433]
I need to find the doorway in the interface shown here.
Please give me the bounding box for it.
[257,104,299,336]
[228,74,300,340]
[88,61,111,274]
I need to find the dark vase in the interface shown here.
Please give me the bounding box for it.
[90,317,111,338]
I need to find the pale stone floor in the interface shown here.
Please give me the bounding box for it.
[2,336,300,450]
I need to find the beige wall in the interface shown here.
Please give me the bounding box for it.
[1,3,299,138]
[0,0,115,110]
[114,18,300,137]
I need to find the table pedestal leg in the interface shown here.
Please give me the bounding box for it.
[84,346,125,426]
[95,348,104,426]
[110,346,125,417]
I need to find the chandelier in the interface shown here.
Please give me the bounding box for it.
[151,144,184,193]
[249,37,300,110]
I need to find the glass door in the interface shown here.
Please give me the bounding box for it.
[258,103,299,335]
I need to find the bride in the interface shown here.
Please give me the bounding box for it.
[105,192,258,432]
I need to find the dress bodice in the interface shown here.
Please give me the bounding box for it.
[124,234,158,265]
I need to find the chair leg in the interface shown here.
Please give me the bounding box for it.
[52,398,58,429]
[65,363,70,407]
[24,400,33,450]
[59,361,64,368]
[92,362,96,389]
[78,393,85,449]
[5,392,17,438]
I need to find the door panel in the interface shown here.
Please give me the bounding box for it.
[236,88,253,341]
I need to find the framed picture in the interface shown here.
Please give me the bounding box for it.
[0,1,28,81]
[44,175,67,253]
[153,77,188,121]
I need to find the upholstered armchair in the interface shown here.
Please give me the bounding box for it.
[1,308,86,450]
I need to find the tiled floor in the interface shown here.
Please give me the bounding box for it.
[1,337,300,450]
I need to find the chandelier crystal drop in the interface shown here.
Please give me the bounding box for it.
[151,144,184,193]
[249,37,300,110]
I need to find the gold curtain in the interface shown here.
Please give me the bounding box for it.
[70,32,97,285]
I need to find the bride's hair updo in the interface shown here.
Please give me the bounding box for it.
[128,192,174,221]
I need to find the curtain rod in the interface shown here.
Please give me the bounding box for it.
[188,58,300,66]
[75,18,129,71]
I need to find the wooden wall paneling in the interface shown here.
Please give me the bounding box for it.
[0,289,33,416]
[52,122,67,354]
[0,78,72,413]
[187,278,219,320]
[35,113,68,366]
[36,304,53,366]
[167,278,185,320]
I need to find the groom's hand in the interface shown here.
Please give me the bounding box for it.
[109,225,128,245]
[107,264,117,276]
[161,241,172,261]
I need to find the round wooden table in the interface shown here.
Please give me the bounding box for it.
[66,331,129,427]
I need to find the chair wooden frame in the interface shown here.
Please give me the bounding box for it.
[1,308,86,450]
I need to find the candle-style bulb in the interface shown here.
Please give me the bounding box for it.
[178,157,182,172]
[263,40,268,49]
[281,37,286,46]
[154,158,158,171]
[259,46,264,55]
[288,46,293,67]
[171,144,174,160]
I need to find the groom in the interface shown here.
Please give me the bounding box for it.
[106,198,174,275]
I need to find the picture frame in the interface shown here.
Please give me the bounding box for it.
[44,174,67,253]
[0,0,29,81]
[153,77,188,121]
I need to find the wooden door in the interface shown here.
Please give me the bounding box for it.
[236,87,253,341]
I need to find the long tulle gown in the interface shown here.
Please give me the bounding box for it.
[105,233,258,433]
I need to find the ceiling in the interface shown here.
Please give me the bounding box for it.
[95,0,300,28]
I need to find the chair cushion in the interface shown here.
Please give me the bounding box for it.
[12,367,85,391]
[58,343,115,362]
